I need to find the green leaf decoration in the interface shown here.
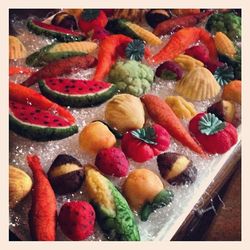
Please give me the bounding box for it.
[125,39,145,61]
[214,64,235,86]
[139,189,174,221]
[82,9,100,21]
[131,126,157,145]
[199,113,226,135]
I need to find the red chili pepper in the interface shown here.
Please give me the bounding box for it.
[153,11,213,36]
[9,66,33,76]
[22,55,97,87]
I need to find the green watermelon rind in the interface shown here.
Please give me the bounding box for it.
[9,114,78,141]
[38,80,118,108]
[27,19,85,42]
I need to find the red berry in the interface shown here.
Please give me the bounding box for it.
[95,147,129,177]
[58,201,95,241]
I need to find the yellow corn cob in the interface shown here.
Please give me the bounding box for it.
[9,36,27,59]
[214,32,236,59]
[126,22,162,46]
[50,41,98,54]
[174,54,204,71]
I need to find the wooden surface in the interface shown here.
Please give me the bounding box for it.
[172,141,241,241]
[203,161,241,240]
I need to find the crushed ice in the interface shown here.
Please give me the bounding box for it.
[9,13,241,241]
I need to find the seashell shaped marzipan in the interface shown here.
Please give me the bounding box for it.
[175,67,221,101]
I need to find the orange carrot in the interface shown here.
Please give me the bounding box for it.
[9,66,33,76]
[9,83,75,124]
[27,155,57,241]
[141,94,205,156]
[93,34,133,81]
[151,27,217,64]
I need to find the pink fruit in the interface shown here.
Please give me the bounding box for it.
[58,201,95,241]
[95,147,129,177]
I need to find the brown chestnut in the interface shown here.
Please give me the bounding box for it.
[207,100,236,123]
[145,9,171,28]
[157,152,197,185]
[48,154,84,195]
[51,12,77,30]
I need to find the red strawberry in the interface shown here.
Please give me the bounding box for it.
[58,201,95,241]
[121,124,171,163]
[78,9,108,34]
[189,112,238,154]
[95,147,129,177]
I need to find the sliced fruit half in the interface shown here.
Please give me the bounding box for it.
[38,78,117,107]
[9,83,78,141]
[27,19,85,42]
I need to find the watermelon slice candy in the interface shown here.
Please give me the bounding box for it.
[9,83,78,141]
[27,19,86,42]
[10,101,71,128]
[38,78,117,108]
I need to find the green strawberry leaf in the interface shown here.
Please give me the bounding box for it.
[214,64,234,86]
[199,113,226,135]
[125,39,145,61]
[82,9,100,21]
[131,126,157,145]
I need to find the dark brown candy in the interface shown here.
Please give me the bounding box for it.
[157,152,197,185]
[207,100,235,124]
[48,154,84,195]
[145,9,171,28]
[51,12,77,30]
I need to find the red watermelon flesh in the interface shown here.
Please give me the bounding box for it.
[10,101,71,127]
[43,78,113,95]
[32,20,84,36]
